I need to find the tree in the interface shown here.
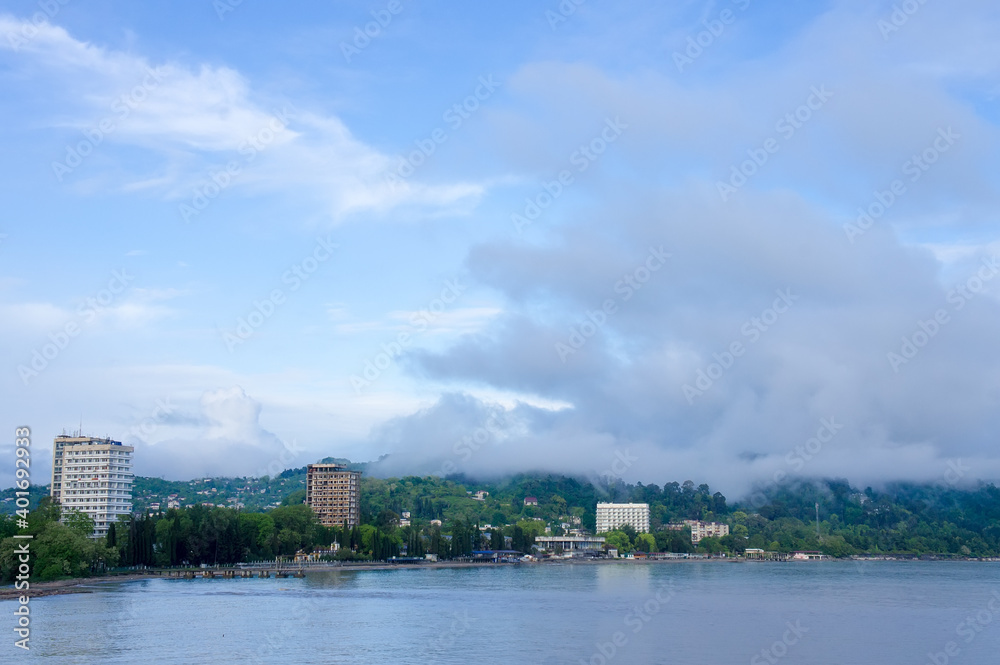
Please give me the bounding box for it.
[490,527,505,550]
[698,536,722,554]
[267,504,320,555]
[635,533,656,553]
[510,524,534,554]
[375,509,400,529]
[281,489,306,506]
[450,519,472,557]
[428,525,446,557]
[654,529,693,553]
[0,501,116,582]
[403,527,425,557]
[238,512,275,559]
[603,530,632,553]
[720,534,747,554]
[63,511,95,539]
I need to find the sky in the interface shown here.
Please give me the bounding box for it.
[1,0,999,498]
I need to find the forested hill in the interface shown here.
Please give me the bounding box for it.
[131,471,1000,556]
[4,468,1000,557]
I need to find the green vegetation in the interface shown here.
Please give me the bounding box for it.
[3,472,1000,583]
[120,458,368,514]
[0,484,50,516]
[0,498,118,581]
[738,480,1000,558]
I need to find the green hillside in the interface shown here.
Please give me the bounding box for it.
[5,465,1000,583]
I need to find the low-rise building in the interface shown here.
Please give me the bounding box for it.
[534,535,606,554]
[471,550,522,562]
[294,544,339,563]
[666,520,730,544]
[792,551,829,561]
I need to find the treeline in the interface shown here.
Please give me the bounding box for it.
[733,480,1000,557]
[114,503,349,567]
[359,474,729,534]
[5,475,1000,582]
[0,501,540,581]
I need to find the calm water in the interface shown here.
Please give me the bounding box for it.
[4,561,1000,664]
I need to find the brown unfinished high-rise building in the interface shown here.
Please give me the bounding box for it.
[305,463,360,528]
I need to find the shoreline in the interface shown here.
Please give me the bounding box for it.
[0,574,158,601]
[3,555,996,600]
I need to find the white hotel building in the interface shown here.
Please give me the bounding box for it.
[50,435,134,538]
[596,502,650,534]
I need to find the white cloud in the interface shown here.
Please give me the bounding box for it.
[0,14,486,222]
[334,306,501,336]
[133,386,301,479]
[0,302,68,333]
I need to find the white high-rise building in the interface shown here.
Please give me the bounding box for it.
[596,502,650,534]
[50,435,134,538]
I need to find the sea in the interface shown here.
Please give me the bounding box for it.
[3,560,1000,664]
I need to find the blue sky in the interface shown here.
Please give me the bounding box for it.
[2,0,1000,495]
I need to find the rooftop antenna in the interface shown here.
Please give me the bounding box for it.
[815,502,821,541]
